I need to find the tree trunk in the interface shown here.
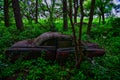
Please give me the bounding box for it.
[63,0,68,31]
[50,0,56,31]
[74,0,78,23]
[12,0,23,31]
[99,14,101,24]
[76,0,84,68]
[35,0,38,23]
[44,0,56,31]
[87,0,96,36]
[68,0,79,65]
[69,0,73,23]
[4,0,9,27]
[100,7,105,24]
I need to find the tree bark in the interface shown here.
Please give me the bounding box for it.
[63,0,68,31]
[76,0,84,68]
[68,0,79,65]
[100,7,105,24]
[4,0,9,27]
[12,0,23,31]
[99,0,105,24]
[74,0,78,23]
[69,0,73,23]
[35,0,38,23]
[87,0,96,36]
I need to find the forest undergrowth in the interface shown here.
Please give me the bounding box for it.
[0,19,120,80]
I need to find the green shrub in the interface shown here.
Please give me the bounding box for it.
[111,18,120,29]
[71,71,86,80]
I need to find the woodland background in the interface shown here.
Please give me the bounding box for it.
[0,0,120,80]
